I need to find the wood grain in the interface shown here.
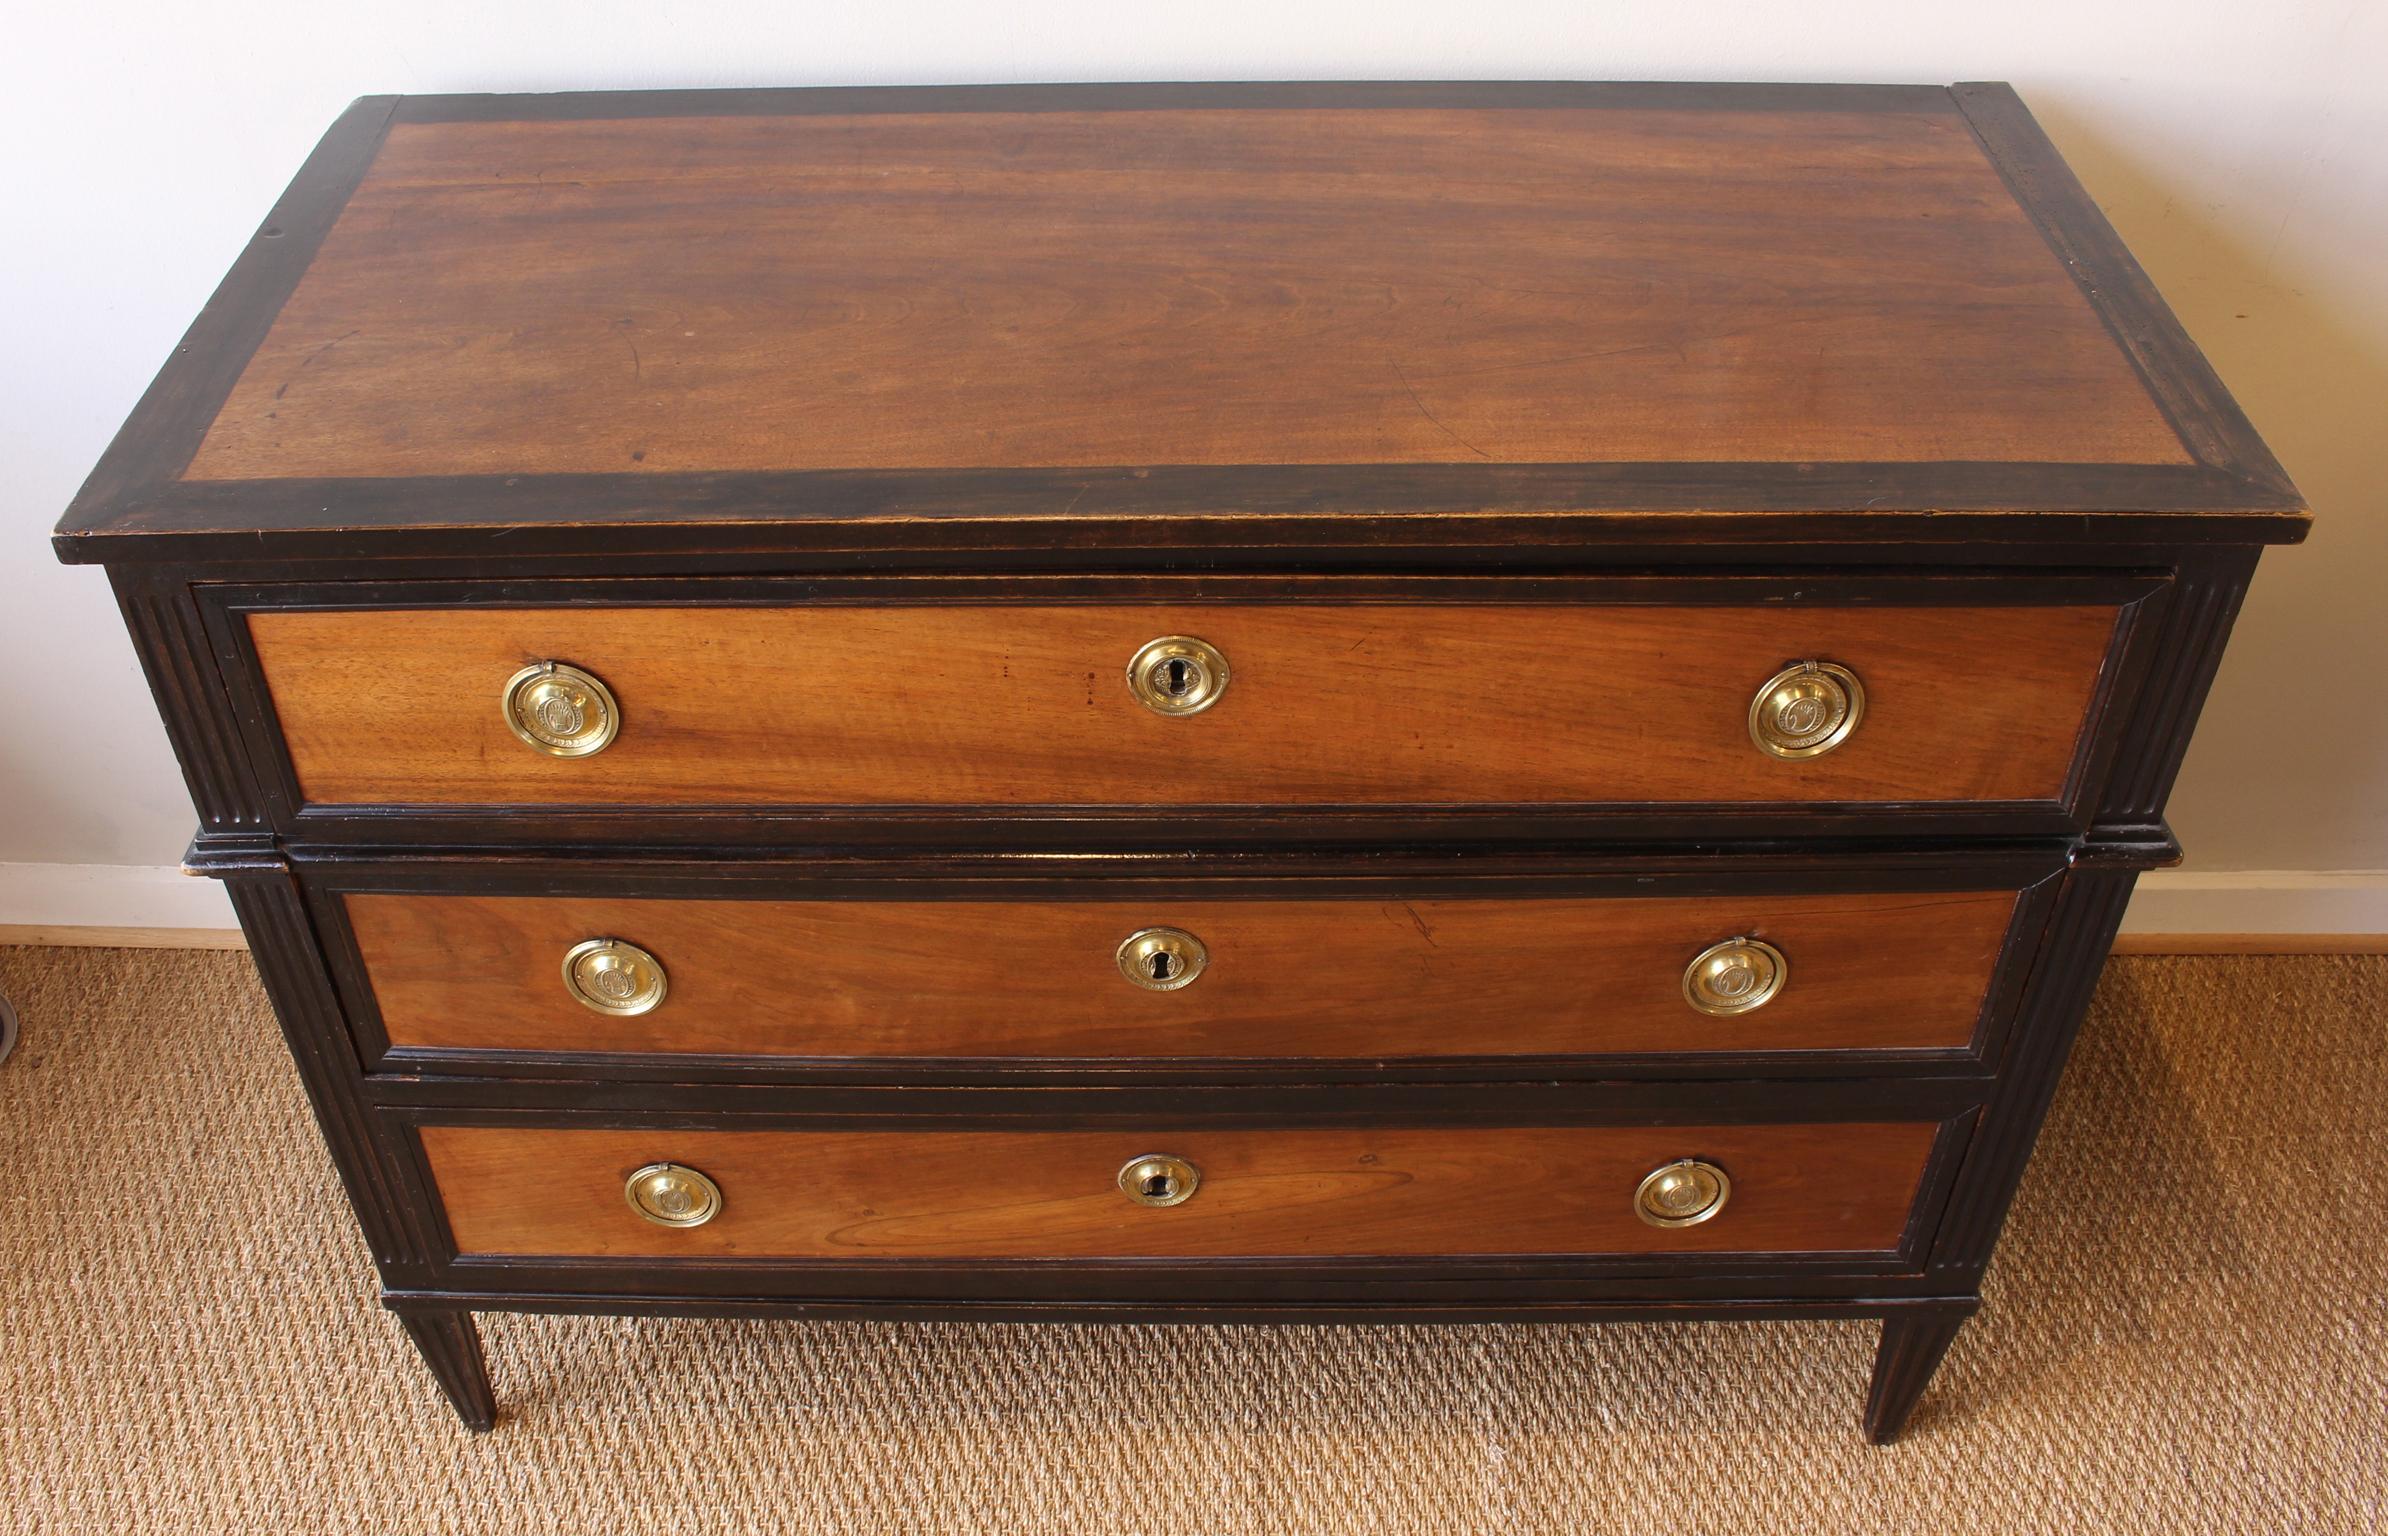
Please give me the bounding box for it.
[183,104,2185,482]
[351,888,2020,1060]
[250,602,2121,808]
[419,1121,1941,1259]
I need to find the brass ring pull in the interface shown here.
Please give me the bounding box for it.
[1126,636,1229,716]
[1748,660,1864,759]
[1117,927,1208,991]
[624,1162,722,1227]
[503,660,620,756]
[1682,937,1787,1017]
[1635,1159,1731,1228]
[563,938,669,1016]
[1119,1153,1200,1207]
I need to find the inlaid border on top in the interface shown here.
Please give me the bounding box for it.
[53,82,2307,567]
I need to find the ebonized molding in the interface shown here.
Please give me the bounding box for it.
[1864,1306,1979,1443]
[391,1309,496,1432]
[1928,867,2140,1274]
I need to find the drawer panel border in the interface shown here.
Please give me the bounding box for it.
[197,569,2173,848]
[385,1108,1978,1298]
[303,852,2066,1086]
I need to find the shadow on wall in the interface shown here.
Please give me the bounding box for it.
[2029,94,2388,872]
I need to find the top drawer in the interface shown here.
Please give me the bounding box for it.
[228,579,2158,838]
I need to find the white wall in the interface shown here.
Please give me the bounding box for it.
[5,1,2384,933]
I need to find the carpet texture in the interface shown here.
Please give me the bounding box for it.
[0,945,2381,1534]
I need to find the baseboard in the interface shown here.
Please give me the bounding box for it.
[2,862,2384,954]
[0,924,251,950]
[2117,869,2388,943]
[0,862,238,947]
[2111,932,2388,954]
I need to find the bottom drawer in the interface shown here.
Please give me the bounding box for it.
[420,1120,1945,1263]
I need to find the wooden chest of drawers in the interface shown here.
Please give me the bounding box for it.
[54,81,2305,1441]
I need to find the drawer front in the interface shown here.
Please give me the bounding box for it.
[250,602,2121,810]
[351,888,2024,1065]
[419,1120,1942,1261]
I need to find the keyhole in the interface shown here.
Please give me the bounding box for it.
[1143,1173,1175,1199]
[1118,927,1205,991]
[1163,657,1192,696]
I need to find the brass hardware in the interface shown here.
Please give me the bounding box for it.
[1116,927,1208,991]
[1682,937,1787,1017]
[1748,660,1864,759]
[624,1162,722,1228]
[562,937,669,1016]
[1126,635,1229,716]
[503,661,620,756]
[1118,1153,1200,1207]
[1635,1159,1731,1228]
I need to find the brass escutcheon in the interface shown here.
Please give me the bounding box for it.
[1118,1153,1201,1207]
[1635,1159,1731,1228]
[563,937,669,1016]
[625,1162,722,1227]
[1748,660,1864,759]
[503,660,620,756]
[1682,937,1787,1017]
[1117,927,1208,991]
[1126,636,1229,716]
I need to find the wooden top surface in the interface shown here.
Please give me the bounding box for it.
[196,103,2170,476]
[57,83,2305,561]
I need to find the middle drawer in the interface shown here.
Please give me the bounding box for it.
[329,865,2058,1077]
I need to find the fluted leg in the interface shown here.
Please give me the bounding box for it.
[1864,1309,1969,1444]
[395,1308,497,1431]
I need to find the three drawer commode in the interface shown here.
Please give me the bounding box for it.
[55,81,2306,1440]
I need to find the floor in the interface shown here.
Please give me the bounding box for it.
[1,946,2381,1534]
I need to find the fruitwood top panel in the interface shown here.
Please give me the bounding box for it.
[248,603,2120,808]
[352,888,2019,1061]
[53,85,2309,560]
[183,98,2186,483]
[420,1121,1940,1260]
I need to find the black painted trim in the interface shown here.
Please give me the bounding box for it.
[57,96,396,539]
[1952,83,2300,506]
[369,1079,1992,1124]
[383,1290,1985,1327]
[394,80,1967,124]
[1865,1308,1974,1441]
[1929,865,2139,1274]
[61,464,2307,566]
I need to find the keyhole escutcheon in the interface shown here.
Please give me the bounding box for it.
[1119,1154,1201,1207]
[1117,927,1208,991]
[1126,636,1229,716]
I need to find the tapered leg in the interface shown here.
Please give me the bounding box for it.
[1864,1309,1970,1444]
[395,1308,498,1432]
